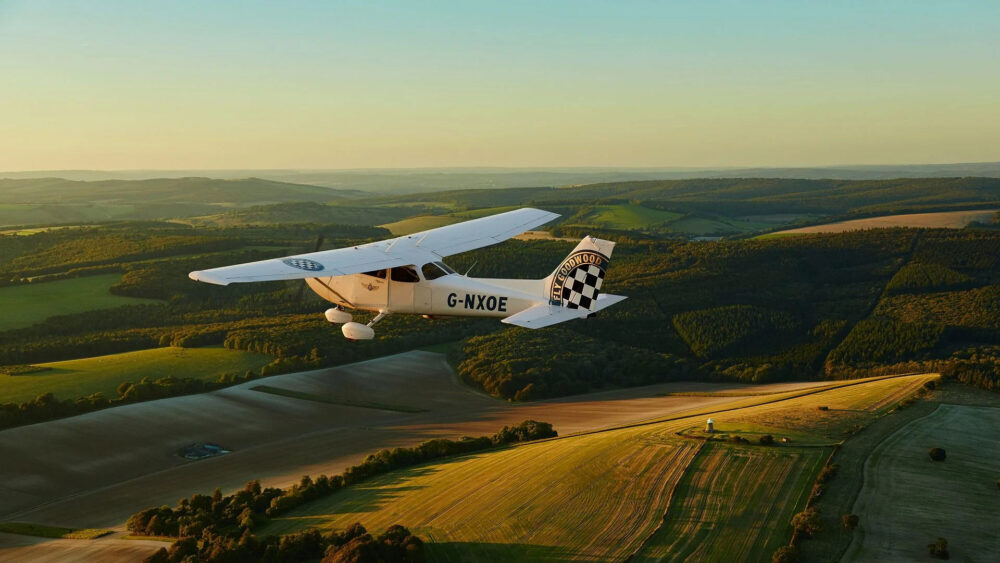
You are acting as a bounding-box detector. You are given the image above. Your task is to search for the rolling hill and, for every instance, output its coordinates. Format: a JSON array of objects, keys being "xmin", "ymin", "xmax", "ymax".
[
  {"xmin": 261, "ymin": 373, "xmax": 936, "ymax": 562},
  {"xmin": 0, "ymin": 177, "xmax": 362, "ymax": 227}
]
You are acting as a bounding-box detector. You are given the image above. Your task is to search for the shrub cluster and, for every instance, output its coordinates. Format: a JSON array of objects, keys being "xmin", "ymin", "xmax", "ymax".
[
  {"xmin": 143, "ymin": 522, "xmax": 423, "ymax": 563},
  {"xmin": 927, "ymin": 537, "xmax": 949, "ymax": 560}
]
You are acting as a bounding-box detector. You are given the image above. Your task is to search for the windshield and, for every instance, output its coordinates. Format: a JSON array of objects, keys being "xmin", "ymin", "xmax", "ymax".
[{"xmin": 421, "ymin": 262, "xmax": 450, "ymax": 280}]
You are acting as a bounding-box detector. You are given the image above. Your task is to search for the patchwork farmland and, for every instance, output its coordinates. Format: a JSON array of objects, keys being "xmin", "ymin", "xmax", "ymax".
[
  {"xmin": 260, "ymin": 370, "xmax": 938, "ymax": 562},
  {"xmin": 3, "ymin": 349, "xmax": 995, "ymax": 562}
]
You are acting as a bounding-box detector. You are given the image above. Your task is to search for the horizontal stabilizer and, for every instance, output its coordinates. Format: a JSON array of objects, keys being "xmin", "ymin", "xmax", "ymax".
[{"xmin": 502, "ymin": 294, "xmax": 627, "ymax": 329}]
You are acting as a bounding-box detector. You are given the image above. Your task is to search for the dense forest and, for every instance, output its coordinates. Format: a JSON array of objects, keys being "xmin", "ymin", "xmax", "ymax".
[
  {"xmin": 450, "ymin": 227, "xmax": 1000, "ymax": 398},
  {"xmin": 370, "ymin": 176, "xmax": 1000, "ymax": 217},
  {"xmin": 2, "ymin": 196, "xmax": 1000, "ymax": 416}
]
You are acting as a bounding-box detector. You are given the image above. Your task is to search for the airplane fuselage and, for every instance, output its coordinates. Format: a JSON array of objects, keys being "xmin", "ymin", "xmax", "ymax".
[{"xmin": 305, "ymin": 270, "xmax": 545, "ymax": 319}]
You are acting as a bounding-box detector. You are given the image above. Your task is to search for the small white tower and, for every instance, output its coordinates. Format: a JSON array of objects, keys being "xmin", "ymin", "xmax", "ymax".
[{"xmin": 706, "ymin": 418, "xmax": 714, "ymax": 433}]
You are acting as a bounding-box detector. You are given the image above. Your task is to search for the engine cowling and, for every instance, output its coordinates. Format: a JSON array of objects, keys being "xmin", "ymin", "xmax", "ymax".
[
  {"xmin": 341, "ymin": 322, "xmax": 374, "ymax": 341},
  {"xmin": 324, "ymin": 308, "xmax": 353, "ymax": 324}
]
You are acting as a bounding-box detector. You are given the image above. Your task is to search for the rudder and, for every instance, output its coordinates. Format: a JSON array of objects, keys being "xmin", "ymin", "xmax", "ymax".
[{"xmin": 546, "ymin": 236, "xmax": 615, "ymax": 310}]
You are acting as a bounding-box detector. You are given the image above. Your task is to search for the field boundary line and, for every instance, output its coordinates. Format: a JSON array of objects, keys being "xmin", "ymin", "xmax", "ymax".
[
  {"xmin": 544, "ymin": 372, "xmax": 939, "ymax": 445},
  {"xmin": 622, "ymin": 440, "xmax": 707, "ymax": 562}
]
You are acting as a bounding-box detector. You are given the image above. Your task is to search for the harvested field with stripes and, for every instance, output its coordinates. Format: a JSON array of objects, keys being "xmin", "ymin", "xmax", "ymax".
[
  {"xmin": 264, "ymin": 373, "xmax": 937, "ymax": 562},
  {"xmin": 267, "ymin": 432, "xmax": 701, "ymax": 561},
  {"xmin": 632, "ymin": 443, "xmax": 829, "ymax": 562}
]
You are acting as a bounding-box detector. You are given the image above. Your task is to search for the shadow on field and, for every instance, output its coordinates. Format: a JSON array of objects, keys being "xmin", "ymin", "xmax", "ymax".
[{"xmin": 429, "ymin": 542, "xmax": 581, "ymax": 562}]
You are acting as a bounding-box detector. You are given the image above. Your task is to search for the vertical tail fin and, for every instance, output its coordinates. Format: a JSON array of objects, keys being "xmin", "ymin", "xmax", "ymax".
[{"xmin": 546, "ymin": 236, "xmax": 615, "ymax": 311}]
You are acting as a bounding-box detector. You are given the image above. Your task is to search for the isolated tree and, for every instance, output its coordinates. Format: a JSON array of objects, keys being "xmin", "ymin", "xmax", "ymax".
[
  {"xmin": 928, "ymin": 447, "xmax": 947, "ymax": 461},
  {"xmin": 842, "ymin": 513, "xmax": 859, "ymax": 530},
  {"xmin": 791, "ymin": 506, "xmax": 822, "ymax": 537},
  {"xmin": 759, "ymin": 434, "xmax": 775, "ymax": 446},
  {"xmin": 927, "ymin": 537, "xmax": 949, "ymax": 559}
]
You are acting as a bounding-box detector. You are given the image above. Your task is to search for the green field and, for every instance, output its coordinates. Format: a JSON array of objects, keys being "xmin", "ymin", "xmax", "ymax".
[
  {"xmin": 0, "ymin": 274, "xmax": 161, "ymax": 331},
  {"xmin": 380, "ymin": 214, "xmax": 460, "ymax": 235},
  {"xmin": 844, "ymin": 403, "xmax": 1000, "ymax": 562},
  {"xmin": 262, "ymin": 373, "xmax": 934, "ymax": 562},
  {"xmin": 0, "ymin": 347, "xmax": 271, "ymax": 403},
  {"xmin": 667, "ymin": 215, "xmax": 774, "ymax": 235},
  {"xmin": 380, "ymin": 206, "xmax": 520, "ymax": 235},
  {"xmin": 575, "ymin": 204, "xmax": 683, "ymax": 229},
  {"xmin": 0, "ymin": 522, "xmax": 112, "ymax": 539}
]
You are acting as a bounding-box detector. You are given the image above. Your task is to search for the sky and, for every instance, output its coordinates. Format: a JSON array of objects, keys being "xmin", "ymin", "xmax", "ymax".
[{"xmin": 1, "ymin": 0, "xmax": 998, "ymax": 170}]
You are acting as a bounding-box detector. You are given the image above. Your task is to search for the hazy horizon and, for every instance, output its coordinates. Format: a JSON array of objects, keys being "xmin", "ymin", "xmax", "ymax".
[{"xmin": 2, "ymin": 1, "xmax": 998, "ymax": 170}]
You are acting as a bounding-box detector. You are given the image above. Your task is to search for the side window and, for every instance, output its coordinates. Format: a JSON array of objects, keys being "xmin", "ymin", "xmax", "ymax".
[
  {"xmin": 421, "ymin": 263, "xmax": 448, "ymax": 280},
  {"xmin": 390, "ymin": 266, "xmax": 420, "ymax": 283},
  {"xmin": 361, "ymin": 269, "xmax": 387, "ymax": 279}
]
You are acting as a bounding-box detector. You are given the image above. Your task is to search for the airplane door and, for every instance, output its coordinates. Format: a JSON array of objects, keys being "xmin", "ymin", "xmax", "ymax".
[
  {"xmin": 353, "ymin": 271, "xmax": 389, "ymax": 309},
  {"xmin": 414, "ymin": 285, "xmax": 432, "ymax": 313},
  {"xmin": 387, "ymin": 266, "xmax": 420, "ymax": 313}
]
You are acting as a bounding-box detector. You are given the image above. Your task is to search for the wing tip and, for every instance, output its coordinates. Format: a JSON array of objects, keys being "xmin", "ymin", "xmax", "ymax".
[{"xmin": 188, "ymin": 270, "xmax": 228, "ymax": 286}]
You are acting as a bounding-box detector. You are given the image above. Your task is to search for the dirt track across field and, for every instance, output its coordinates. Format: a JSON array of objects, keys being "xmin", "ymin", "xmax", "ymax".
[{"xmin": 0, "ymin": 351, "xmax": 835, "ymax": 561}]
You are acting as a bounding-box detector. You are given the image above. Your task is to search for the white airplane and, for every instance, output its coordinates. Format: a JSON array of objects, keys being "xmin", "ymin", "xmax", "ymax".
[{"xmin": 189, "ymin": 208, "xmax": 626, "ymax": 340}]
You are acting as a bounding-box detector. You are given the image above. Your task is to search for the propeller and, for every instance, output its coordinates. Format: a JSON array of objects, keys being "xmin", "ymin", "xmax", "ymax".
[{"xmin": 295, "ymin": 234, "xmax": 325, "ymax": 302}]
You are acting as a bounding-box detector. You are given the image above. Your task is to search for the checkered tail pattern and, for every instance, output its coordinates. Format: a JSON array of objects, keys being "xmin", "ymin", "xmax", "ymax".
[{"xmin": 561, "ymin": 263, "xmax": 605, "ymax": 310}]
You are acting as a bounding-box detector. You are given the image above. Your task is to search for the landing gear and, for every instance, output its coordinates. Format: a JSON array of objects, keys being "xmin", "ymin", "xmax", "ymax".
[
  {"xmin": 367, "ymin": 310, "xmax": 388, "ymax": 327},
  {"xmin": 324, "ymin": 307, "xmax": 353, "ymax": 324},
  {"xmin": 341, "ymin": 310, "xmax": 389, "ymax": 341}
]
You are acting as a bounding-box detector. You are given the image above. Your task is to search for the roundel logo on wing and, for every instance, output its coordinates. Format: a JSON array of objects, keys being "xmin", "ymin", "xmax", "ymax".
[
  {"xmin": 549, "ymin": 250, "xmax": 609, "ymax": 310},
  {"xmin": 282, "ymin": 258, "xmax": 325, "ymax": 272}
]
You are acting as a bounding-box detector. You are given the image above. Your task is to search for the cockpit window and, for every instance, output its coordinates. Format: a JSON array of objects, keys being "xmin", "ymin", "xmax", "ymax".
[
  {"xmin": 361, "ymin": 269, "xmax": 387, "ymax": 279},
  {"xmin": 421, "ymin": 262, "xmax": 450, "ymax": 281},
  {"xmin": 435, "ymin": 261, "xmax": 456, "ymax": 275},
  {"xmin": 390, "ymin": 265, "xmax": 420, "ymax": 283}
]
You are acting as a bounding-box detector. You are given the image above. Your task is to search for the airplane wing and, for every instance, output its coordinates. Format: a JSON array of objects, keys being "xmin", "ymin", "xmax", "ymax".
[
  {"xmin": 189, "ymin": 207, "xmax": 559, "ymax": 286},
  {"xmin": 501, "ymin": 294, "xmax": 628, "ymax": 329},
  {"xmin": 408, "ymin": 207, "xmax": 560, "ymax": 257}
]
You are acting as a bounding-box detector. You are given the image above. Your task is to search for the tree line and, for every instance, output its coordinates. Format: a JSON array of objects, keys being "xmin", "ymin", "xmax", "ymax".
[
  {"xmin": 128, "ymin": 421, "xmax": 556, "ymax": 561},
  {"xmin": 145, "ymin": 522, "xmax": 424, "ymax": 563}
]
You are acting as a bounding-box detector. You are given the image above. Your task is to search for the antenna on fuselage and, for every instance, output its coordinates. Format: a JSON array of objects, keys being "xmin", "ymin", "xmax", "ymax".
[{"xmin": 464, "ymin": 260, "xmax": 477, "ymax": 277}]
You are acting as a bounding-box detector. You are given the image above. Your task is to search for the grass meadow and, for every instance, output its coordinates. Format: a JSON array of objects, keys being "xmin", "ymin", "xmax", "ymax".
[
  {"xmin": 844, "ymin": 403, "xmax": 1000, "ymax": 562},
  {"xmin": 0, "ymin": 346, "xmax": 271, "ymax": 403},
  {"xmin": 575, "ymin": 204, "xmax": 682, "ymax": 230},
  {"xmin": 0, "ymin": 522, "xmax": 111, "ymax": 539},
  {"xmin": 0, "ymin": 273, "xmax": 160, "ymax": 331},
  {"xmin": 380, "ymin": 206, "xmax": 520, "ymax": 235}
]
